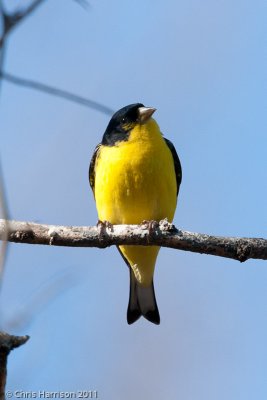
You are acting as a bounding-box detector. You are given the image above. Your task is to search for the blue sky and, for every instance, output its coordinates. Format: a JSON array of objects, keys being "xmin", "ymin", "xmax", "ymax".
[{"xmin": 0, "ymin": 0, "xmax": 267, "ymax": 399}]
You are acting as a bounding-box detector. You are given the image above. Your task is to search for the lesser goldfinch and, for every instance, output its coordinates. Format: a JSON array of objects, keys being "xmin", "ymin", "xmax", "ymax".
[{"xmin": 89, "ymin": 103, "xmax": 182, "ymax": 324}]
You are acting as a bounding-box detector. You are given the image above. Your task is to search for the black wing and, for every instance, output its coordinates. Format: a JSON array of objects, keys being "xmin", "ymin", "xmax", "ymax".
[
  {"xmin": 89, "ymin": 143, "xmax": 101, "ymax": 196},
  {"xmin": 164, "ymin": 138, "xmax": 182, "ymax": 196}
]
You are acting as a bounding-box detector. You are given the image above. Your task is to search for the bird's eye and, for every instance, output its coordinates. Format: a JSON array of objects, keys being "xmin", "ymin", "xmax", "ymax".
[{"xmin": 121, "ymin": 118, "xmax": 126, "ymax": 123}]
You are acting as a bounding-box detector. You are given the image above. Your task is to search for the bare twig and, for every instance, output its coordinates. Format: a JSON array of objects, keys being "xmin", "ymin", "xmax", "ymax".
[
  {"xmin": 0, "ymin": 164, "xmax": 8, "ymax": 283},
  {"xmin": 1, "ymin": 1, "xmax": 112, "ymax": 117},
  {"xmin": 72, "ymin": 0, "xmax": 90, "ymax": 10},
  {"xmin": 0, "ymin": 0, "xmax": 113, "ymax": 115},
  {"xmin": 0, "ymin": 0, "xmax": 46, "ymax": 39},
  {"xmin": 0, "ymin": 2, "xmax": 6, "ymax": 92},
  {"xmin": 0, "ymin": 0, "xmax": 4, "ymax": 45},
  {"xmin": 0, "ymin": 219, "xmax": 266, "ymax": 262},
  {"xmin": 0, "ymin": 43, "xmax": 5, "ymax": 98},
  {"xmin": 0, "ymin": 0, "xmax": 46, "ymax": 94},
  {"xmin": 0, "ymin": 72, "xmax": 114, "ymax": 115},
  {"xmin": 0, "ymin": 0, "xmax": 88, "ymax": 45},
  {"xmin": 0, "ymin": 332, "xmax": 29, "ymax": 399}
]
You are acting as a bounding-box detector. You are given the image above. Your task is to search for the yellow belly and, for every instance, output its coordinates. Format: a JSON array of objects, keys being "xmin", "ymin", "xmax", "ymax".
[{"xmin": 94, "ymin": 120, "xmax": 177, "ymax": 285}]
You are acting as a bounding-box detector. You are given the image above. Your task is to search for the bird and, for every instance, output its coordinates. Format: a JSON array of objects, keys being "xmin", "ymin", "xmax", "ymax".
[{"xmin": 89, "ymin": 103, "xmax": 182, "ymax": 325}]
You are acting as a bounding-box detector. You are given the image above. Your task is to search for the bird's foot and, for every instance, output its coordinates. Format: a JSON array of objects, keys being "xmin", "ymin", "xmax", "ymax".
[
  {"xmin": 140, "ymin": 220, "xmax": 159, "ymax": 243},
  {"xmin": 97, "ymin": 220, "xmax": 114, "ymax": 239}
]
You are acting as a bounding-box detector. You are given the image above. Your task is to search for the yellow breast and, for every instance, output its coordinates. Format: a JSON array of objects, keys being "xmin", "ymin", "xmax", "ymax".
[{"xmin": 94, "ymin": 118, "xmax": 177, "ymax": 225}]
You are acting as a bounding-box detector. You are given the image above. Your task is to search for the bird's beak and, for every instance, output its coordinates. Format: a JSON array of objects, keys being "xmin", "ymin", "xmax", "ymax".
[{"xmin": 137, "ymin": 107, "xmax": 156, "ymax": 124}]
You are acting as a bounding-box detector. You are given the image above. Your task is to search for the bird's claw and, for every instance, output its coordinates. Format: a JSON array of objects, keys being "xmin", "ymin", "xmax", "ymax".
[
  {"xmin": 141, "ymin": 219, "xmax": 159, "ymax": 233},
  {"xmin": 97, "ymin": 220, "xmax": 114, "ymax": 239},
  {"xmin": 140, "ymin": 220, "xmax": 159, "ymax": 242}
]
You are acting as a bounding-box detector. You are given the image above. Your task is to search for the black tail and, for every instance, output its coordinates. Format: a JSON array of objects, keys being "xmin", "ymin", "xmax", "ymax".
[{"xmin": 127, "ymin": 270, "xmax": 160, "ymax": 325}]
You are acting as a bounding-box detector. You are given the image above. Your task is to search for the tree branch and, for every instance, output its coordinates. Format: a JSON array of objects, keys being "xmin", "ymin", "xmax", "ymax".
[
  {"xmin": 0, "ymin": 332, "xmax": 29, "ymax": 400},
  {"xmin": 0, "ymin": 0, "xmax": 46, "ymax": 41},
  {"xmin": 0, "ymin": 163, "xmax": 9, "ymax": 281},
  {"xmin": 0, "ymin": 72, "xmax": 114, "ymax": 115},
  {"xmin": 0, "ymin": 219, "xmax": 266, "ymax": 262},
  {"xmin": 1, "ymin": 1, "xmax": 112, "ymax": 117},
  {"xmin": 72, "ymin": 0, "xmax": 90, "ymax": 10},
  {"xmin": 4, "ymin": 0, "xmax": 46, "ymax": 34},
  {"xmin": 0, "ymin": 0, "xmax": 46, "ymax": 91},
  {"xmin": 0, "ymin": 0, "xmax": 88, "ymax": 47}
]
